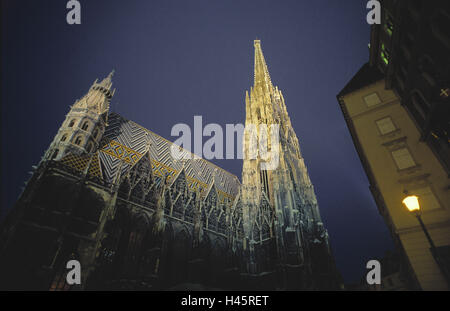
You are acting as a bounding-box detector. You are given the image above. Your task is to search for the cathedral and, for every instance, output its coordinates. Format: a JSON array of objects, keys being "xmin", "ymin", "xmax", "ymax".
[{"xmin": 0, "ymin": 41, "xmax": 340, "ymax": 290}]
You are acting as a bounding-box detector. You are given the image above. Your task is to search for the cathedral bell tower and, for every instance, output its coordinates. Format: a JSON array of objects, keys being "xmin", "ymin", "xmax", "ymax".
[
  {"xmin": 43, "ymin": 71, "xmax": 116, "ymax": 161},
  {"xmin": 242, "ymin": 40, "xmax": 331, "ymax": 287}
]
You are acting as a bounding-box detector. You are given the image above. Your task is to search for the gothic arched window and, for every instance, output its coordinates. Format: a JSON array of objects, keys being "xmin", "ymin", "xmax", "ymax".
[
  {"xmin": 61, "ymin": 134, "xmax": 67, "ymax": 142},
  {"xmin": 81, "ymin": 121, "xmax": 89, "ymax": 131},
  {"xmin": 68, "ymin": 119, "xmax": 76, "ymax": 128},
  {"xmin": 52, "ymin": 149, "xmax": 59, "ymax": 159},
  {"xmin": 74, "ymin": 136, "xmax": 83, "ymax": 146}
]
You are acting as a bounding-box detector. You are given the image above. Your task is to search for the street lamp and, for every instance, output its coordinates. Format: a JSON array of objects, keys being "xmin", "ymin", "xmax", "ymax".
[
  {"xmin": 402, "ymin": 194, "xmax": 450, "ymax": 286},
  {"xmin": 402, "ymin": 195, "xmax": 437, "ymax": 250},
  {"xmin": 402, "ymin": 195, "xmax": 420, "ymax": 212}
]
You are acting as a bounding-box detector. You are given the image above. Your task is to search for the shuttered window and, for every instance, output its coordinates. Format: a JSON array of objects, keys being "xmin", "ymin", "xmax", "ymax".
[
  {"xmin": 376, "ymin": 117, "xmax": 396, "ymax": 135},
  {"xmin": 364, "ymin": 93, "xmax": 381, "ymax": 107},
  {"xmin": 391, "ymin": 148, "xmax": 416, "ymax": 169}
]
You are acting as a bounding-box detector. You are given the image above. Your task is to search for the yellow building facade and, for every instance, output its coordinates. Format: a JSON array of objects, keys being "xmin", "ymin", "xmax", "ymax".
[{"xmin": 338, "ymin": 67, "xmax": 450, "ymax": 290}]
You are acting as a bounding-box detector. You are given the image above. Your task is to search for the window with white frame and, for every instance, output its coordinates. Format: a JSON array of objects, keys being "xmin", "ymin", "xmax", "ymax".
[
  {"xmin": 376, "ymin": 117, "xmax": 396, "ymax": 135},
  {"xmin": 391, "ymin": 148, "xmax": 416, "ymax": 170}
]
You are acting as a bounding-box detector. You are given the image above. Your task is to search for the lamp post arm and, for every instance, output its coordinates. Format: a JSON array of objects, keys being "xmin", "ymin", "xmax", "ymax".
[{"xmin": 415, "ymin": 214, "xmax": 437, "ymax": 250}]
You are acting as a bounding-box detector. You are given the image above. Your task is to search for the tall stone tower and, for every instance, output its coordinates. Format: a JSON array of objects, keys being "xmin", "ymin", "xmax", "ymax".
[
  {"xmin": 0, "ymin": 71, "xmax": 119, "ymax": 290},
  {"xmin": 242, "ymin": 40, "xmax": 336, "ymax": 289},
  {"xmin": 43, "ymin": 71, "xmax": 115, "ymax": 161}
]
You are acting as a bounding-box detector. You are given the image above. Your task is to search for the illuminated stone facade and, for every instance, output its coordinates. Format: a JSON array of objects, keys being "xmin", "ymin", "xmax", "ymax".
[
  {"xmin": 241, "ymin": 40, "xmax": 337, "ymax": 288},
  {"xmin": 0, "ymin": 41, "xmax": 339, "ymax": 290}
]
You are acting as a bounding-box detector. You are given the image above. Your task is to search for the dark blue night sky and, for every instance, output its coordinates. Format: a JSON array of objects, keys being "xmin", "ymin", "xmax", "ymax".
[{"xmin": 1, "ymin": 0, "xmax": 394, "ymax": 283}]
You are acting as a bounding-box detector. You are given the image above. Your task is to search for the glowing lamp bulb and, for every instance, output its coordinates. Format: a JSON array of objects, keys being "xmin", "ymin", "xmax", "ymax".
[{"xmin": 402, "ymin": 195, "xmax": 420, "ymax": 212}]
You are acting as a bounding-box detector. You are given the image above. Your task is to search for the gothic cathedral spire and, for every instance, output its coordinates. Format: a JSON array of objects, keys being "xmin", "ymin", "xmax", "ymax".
[
  {"xmin": 242, "ymin": 41, "xmax": 331, "ymax": 286},
  {"xmin": 253, "ymin": 40, "xmax": 273, "ymax": 91}
]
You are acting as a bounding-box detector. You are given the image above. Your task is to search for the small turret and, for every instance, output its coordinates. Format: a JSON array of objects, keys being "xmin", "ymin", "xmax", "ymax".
[{"xmin": 43, "ymin": 70, "xmax": 116, "ymax": 161}]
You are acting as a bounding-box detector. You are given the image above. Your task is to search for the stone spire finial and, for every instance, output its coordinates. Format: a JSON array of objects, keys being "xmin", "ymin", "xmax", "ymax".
[
  {"xmin": 98, "ymin": 69, "xmax": 115, "ymax": 90},
  {"xmin": 253, "ymin": 40, "xmax": 273, "ymax": 89}
]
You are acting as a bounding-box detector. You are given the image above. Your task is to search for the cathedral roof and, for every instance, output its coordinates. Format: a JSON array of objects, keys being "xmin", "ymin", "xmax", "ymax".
[
  {"xmin": 97, "ymin": 113, "xmax": 240, "ymax": 200},
  {"xmin": 60, "ymin": 152, "xmax": 102, "ymax": 178}
]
